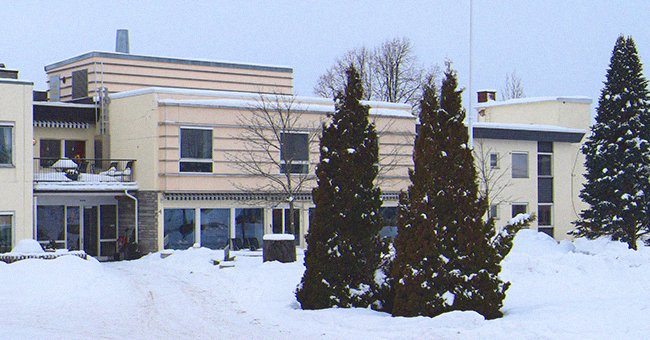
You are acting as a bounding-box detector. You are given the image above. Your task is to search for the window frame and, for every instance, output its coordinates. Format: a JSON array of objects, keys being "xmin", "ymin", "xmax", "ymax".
[
  {"xmin": 537, "ymin": 153, "xmax": 552, "ymax": 177},
  {"xmin": 511, "ymin": 152, "xmax": 529, "ymax": 178},
  {"xmin": 511, "ymin": 203, "xmax": 528, "ymax": 218},
  {"xmin": 489, "ymin": 152, "xmax": 499, "ymax": 169},
  {"xmin": 0, "ymin": 212, "xmax": 13, "ymax": 253},
  {"xmin": 179, "ymin": 126, "xmax": 213, "ymax": 173},
  {"xmin": 0, "ymin": 123, "xmax": 14, "ymax": 167},
  {"xmin": 279, "ymin": 131, "xmax": 309, "ymax": 174},
  {"xmin": 538, "ymin": 204, "xmax": 553, "ymax": 226}
]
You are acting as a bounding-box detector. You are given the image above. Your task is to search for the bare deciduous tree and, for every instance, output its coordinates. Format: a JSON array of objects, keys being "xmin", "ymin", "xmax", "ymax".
[
  {"xmin": 228, "ymin": 95, "xmax": 320, "ymax": 235},
  {"xmin": 501, "ymin": 71, "xmax": 525, "ymax": 100},
  {"xmin": 473, "ymin": 141, "xmax": 511, "ymax": 213},
  {"xmin": 315, "ymin": 37, "xmax": 433, "ymax": 110}
]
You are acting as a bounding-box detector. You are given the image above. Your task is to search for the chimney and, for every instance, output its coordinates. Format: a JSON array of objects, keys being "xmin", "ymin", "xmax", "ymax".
[
  {"xmin": 477, "ymin": 90, "xmax": 496, "ymax": 103},
  {"xmin": 116, "ymin": 29, "xmax": 130, "ymax": 53}
]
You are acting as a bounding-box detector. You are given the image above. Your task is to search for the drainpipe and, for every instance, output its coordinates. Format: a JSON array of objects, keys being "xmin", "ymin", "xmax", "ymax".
[{"xmin": 124, "ymin": 190, "xmax": 138, "ymax": 243}]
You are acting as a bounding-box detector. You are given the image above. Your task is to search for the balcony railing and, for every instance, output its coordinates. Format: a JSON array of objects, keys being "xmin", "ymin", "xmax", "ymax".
[{"xmin": 34, "ymin": 158, "xmax": 135, "ymax": 183}]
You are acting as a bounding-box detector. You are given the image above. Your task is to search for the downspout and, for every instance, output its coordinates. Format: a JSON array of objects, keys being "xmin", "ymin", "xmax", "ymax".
[{"xmin": 124, "ymin": 190, "xmax": 138, "ymax": 243}]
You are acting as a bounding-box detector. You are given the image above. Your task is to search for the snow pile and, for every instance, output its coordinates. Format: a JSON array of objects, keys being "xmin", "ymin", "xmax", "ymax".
[{"xmin": 1, "ymin": 232, "xmax": 650, "ymax": 338}]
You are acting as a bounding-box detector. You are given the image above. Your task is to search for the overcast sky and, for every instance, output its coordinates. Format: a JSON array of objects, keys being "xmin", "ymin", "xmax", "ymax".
[{"xmin": 2, "ymin": 1, "xmax": 649, "ymax": 110}]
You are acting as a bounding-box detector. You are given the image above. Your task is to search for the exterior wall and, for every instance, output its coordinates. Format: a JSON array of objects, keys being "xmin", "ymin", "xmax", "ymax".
[
  {"xmin": 45, "ymin": 52, "xmax": 294, "ymax": 101},
  {"xmin": 136, "ymin": 191, "xmax": 160, "ymax": 254},
  {"xmin": 0, "ymin": 80, "xmax": 34, "ymax": 247},
  {"xmin": 476, "ymin": 98, "xmax": 592, "ymax": 129},
  {"xmin": 33, "ymin": 126, "xmax": 96, "ymax": 158}
]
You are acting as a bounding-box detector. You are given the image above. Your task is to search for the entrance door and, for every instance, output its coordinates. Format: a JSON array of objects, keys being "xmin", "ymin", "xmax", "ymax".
[{"xmin": 83, "ymin": 206, "xmax": 98, "ymax": 256}]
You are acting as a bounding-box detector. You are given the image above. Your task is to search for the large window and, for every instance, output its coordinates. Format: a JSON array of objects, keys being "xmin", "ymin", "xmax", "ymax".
[
  {"xmin": 0, "ymin": 125, "xmax": 12, "ymax": 165},
  {"xmin": 512, "ymin": 152, "xmax": 529, "ymax": 178},
  {"xmin": 40, "ymin": 139, "xmax": 61, "ymax": 167},
  {"xmin": 37, "ymin": 206, "xmax": 65, "ymax": 248},
  {"xmin": 201, "ymin": 209, "xmax": 230, "ymax": 249},
  {"xmin": 180, "ymin": 128, "xmax": 213, "ymax": 173},
  {"xmin": 0, "ymin": 214, "xmax": 12, "ymax": 253},
  {"xmin": 280, "ymin": 132, "xmax": 309, "ymax": 174},
  {"xmin": 234, "ymin": 208, "xmax": 263, "ymax": 249},
  {"xmin": 164, "ymin": 209, "xmax": 196, "ymax": 249}
]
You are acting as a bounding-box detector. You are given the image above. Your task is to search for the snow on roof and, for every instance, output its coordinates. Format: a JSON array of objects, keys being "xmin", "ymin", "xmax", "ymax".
[
  {"xmin": 475, "ymin": 96, "xmax": 592, "ymax": 109},
  {"xmin": 472, "ymin": 121, "xmax": 586, "ymax": 134},
  {"xmin": 113, "ymin": 87, "xmax": 414, "ymax": 118},
  {"xmin": 34, "ymin": 181, "xmax": 138, "ymax": 192}
]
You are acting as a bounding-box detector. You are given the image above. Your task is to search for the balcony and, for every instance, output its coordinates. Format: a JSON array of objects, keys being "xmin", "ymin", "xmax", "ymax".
[{"xmin": 34, "ymin": 158, "xmax": 136, "ymax": 183}]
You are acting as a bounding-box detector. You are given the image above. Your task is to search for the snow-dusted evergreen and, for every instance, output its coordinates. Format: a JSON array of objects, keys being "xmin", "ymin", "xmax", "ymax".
[
  {"xmin": 296, "ymin": 66, "xmax": 383, "ymax": 309},
  {"xmin": 574, "ymin": 35, "xmax": 650, "ymax": 250},
  {"xmin": 390, "ymin": 65, "xmax": 516, "ymax": 319}
]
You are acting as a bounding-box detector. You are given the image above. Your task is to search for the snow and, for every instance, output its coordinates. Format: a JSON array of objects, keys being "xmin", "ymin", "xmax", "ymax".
[
  {"xmin": 472, "ymin": 121, "xmax": 586, "ymax": 134},
  {"xmin": 11, "ymin": 239, "xmax": 44, "ymax": 254},
  {"xmin": 263, "ymin": 233, "xmax": 295, "ymax": 241},
  {"xmin": 3, "ymin": 231, "xmax": 650, "ymax": 338},
  {"xmin": 474, "ymin": 96, "xmax": 592, "ymax": 109}
]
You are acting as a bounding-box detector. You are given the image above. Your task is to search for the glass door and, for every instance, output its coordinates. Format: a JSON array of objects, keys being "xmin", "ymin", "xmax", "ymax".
[{"xmin": 83, "ymin": 206, "xmax": 98, "ymax": 257}]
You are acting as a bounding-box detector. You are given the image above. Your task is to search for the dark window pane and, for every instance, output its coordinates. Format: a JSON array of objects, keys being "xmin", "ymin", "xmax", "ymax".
[
  {"xmin": 512, "ymin": 204, "xmax": 527, "ymax": 218},
  {"xmin": 281, "ymin": 133, "xmax": 309, "ymax": 161},
  {"xmin": 40, "ymin": 139, "xmax": 61, "ymax": 167},
  {"xmin": 65, "ymin": 140, "xmax": 86, "ymax": 160},
  {"xmin": 538, "ymin": 141, "xmax": 553, "ymax": 153},
  {"xmin": 234, "ymin": 208, "xmax": 264, "ymax": 249},
  {"xmin": 490, "ymin": 153, "xmax": 499, "ymax": 168},
  {"xmin": 164, "ymin": 209, "xmax": 195, "ymax": 249},
  {"xmin": 180, "ymin": 161, "xmax": 212, "ymax": 173},
  {"xmin": 538, "ymin": 227, "xmax": 554, "ymax": 237},
  {"xmin": 100, "ymin": 241, "xmax": 116, "ymax": 257},
  {"xmin": 0, "ymin": 126, "xmax": 12, "ymax": 165},
  {"xmin": 37, "ymin": 206, "xmax": 65, "ymax": 242},
  {"xmin": 280, "ymin": 163, "xmax": 308, "ymax": 174},
  {"xmin": 538, "ymin": 154, "xmax": 552, "ymax": 177},
  {"xmin": 272, "ymin": 209, "xmax": 283, "ymax": 234},
  {"xmin": 100, "ymin": 205, "xmax": 117, "ymax": 239},
  {"xmin": 66, "ymin": 206, "xmax": 80, "ymax": 250},
  {"xmin": 72, "ymin": 69, "xmax": 88, "ymax": 99},
  {"xmin": 0, "ymin": 215, "xmax": 12, "ymax": 253},
  {"xmin": 180, "ymin": 128, "xmax": 212, "ymax": 159},
  {"xmin": 538, "ymin": 205, "xmax": 552, "ymax": 226},
  {"xmin": 200, "ymin": 208, "xmax": 230, "ymax": 249},
  {"xmin": 512, "ymin": 153, "xmax": 528, "ymax": 178},
  {"xmin": 538, "ymin": 177, "xmax": 553, "ymax": 203}
]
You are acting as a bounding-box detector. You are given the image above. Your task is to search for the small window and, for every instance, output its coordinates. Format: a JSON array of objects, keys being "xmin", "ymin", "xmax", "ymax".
[
  {"xmin": 40, "ymin": 139, "xmax": 61, "ymax": 167},
  {"xmin": 512, "ymin": 152, "xmax": 528, "ymax": 178},
  {"xmin": 280, "ymin": 132, "xmax": 309, "ymax": 174},
  {"xmin": 0, "ymin": 126, "xmax": 12, "ymax": 165},
  {"xmin": 538, "ymin": 154, "xmax": 552, "ymax": 177},
  {"xmin": 538, "ymin": 204, "xmax": 552, "ymax": 226},
  {"xmin": 489, "ymin": 153, "xmax": 499, "ymax": 169},
  {"xmin": 537, "ymin": 141, "xmax": 553, "ymax": 153},
  {"xmin": 489, "ymin": 204, "xmax": 499, "ymax": 219},
  {"xmin": 72, "ymin": 69, "xmax": 88, "ymax": 99},
  {"xmin": 512, "ymin": 203, "xmax": 527, "ymax": 218},
  {"xmin": 0, "ymin": 213, "xmax": 12, "ymax": 253},
  {"xmin": 65, "ymin": 140, "xmax": 86, "ymax": 160},
  {"xmin": 180, "ymin": 128, "xmax": 213, "ymax": 173}
]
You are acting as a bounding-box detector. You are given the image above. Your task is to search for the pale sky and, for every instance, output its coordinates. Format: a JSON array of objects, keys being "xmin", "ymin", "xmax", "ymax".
[{"xmin": 2, "ymin": 0, "xmax": 649, "ymax": 110}]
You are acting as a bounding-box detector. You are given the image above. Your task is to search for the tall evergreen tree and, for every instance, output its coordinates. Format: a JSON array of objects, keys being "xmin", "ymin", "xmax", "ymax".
[
  {"xmin": 296, "ymin": 65, "xmax": 383, "ymax": 309},
  {"xmin": 574, "ymin": 35, "xmax": 650, "ymax": 250},
  {"xmin": 391, "ymin": 64, "xmax": 512, "ymax": 319}
]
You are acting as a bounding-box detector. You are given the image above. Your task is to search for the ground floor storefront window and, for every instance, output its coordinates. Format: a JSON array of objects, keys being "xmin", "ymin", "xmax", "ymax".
[
  {"xmin": 200, "ymin": 209, "xmax": 230, "ymax": 249},
  {"xmin": 235, "ymin": 208, "xmax": 263, "ymax": 250},
  {"xmin": 164, "ymin": 209, "xmax": 195, "ymax": 250}
]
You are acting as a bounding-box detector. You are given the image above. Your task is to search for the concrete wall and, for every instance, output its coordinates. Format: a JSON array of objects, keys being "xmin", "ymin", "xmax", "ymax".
[
  {"xmin": 476, "ymin": 97, "xmax": 592, "ymax": 129},
  {"xmin": 0, "ymin": 80, "xmax": 34, "ymax": 246}
]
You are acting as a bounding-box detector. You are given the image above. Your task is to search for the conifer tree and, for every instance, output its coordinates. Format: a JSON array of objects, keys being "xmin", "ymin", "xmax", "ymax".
[
  {"xmin": 391, "ymin": 64, "xmax": 512, "ymax": 319},
  {"xmin": 574, "ymin": 35, "xmax": 650, "ymax": 250},
  {"xmin": 296, "ymin": 65, "xmax": 383, "ymax": 309}
]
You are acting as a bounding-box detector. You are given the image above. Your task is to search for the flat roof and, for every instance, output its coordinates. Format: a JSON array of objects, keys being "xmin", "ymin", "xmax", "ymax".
[
  {"xmin": 45, "ymin": 51, "xmax": 293, "ymax": 74},
  {"xmin": 475, "ymin": 96, "xmax": 592, "ymax": 109},
  {"xmin": 472, "ymin": 122, "xmax": 586, "ymax": 143}
]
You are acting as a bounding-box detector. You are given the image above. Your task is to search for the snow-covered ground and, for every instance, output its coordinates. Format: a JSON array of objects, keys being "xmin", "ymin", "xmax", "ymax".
[{"xmin": 2, "ymin": 230, "xmax": 649, "ymax": 339}]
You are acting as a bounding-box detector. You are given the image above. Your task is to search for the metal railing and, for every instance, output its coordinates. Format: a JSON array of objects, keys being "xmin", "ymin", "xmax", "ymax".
[{"xmin": 34, "ymin": 158, "xmax": 136, "ymax": 183}]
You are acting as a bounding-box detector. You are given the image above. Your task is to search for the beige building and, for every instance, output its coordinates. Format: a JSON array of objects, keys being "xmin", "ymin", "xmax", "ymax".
[
  {"xmin": 0, "ymin": 73, "xmax": 34, "ymax": 252},
  {"xmin": 108, "ymin": 87, "xmax": 414, "ymax": 252},
  {"xmin": 473, "ymin": 91, "xmax": 592, "ymax": 239}
]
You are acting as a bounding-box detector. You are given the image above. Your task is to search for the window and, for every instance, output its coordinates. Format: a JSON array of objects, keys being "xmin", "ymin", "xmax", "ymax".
[
  {"xmin": 489, "ymin": 152, "xmax": 499, "ymax": 169},
  {"xmin": 538, "ymin": 178, "xmax": 553, "ymax": 203},
  {"xmin": 0, "ymin": 125, "xmax": 12, "ymax": 165},
  {"xmin": 538, "ymin": 154, "xmax": 552, "ymax": 177},
  {"xmin": 0, "ymin": 214, "xmax": 12, "ymax": 253},
  {"xmin": 40, "ymin": 139, "xmax": 61, "ymax": 167},
  {"xmin": 64, "ymin": 140, "xmax": 86, "ymax": 160},
  {"xmin": 379, "ymin": 207, "xmax": 398, "ymax": 240},
  {"xmin": 72, "ymin": 69, "xmax": 88, "ymax": 99},
  {"xmin": 164, "ymin": 209, "xmax": 196, "ymax": 249},
  {"xmin": 512, "ymin": 152, "xmax": 528, "ymax": 178},
  {"xmin": 234, "ymin": 208, "xmax": 264, "ymax": 249},
  {"xmin": 37, "ymin": 206, "xmax": 65, "ymax": 248},
  {"xmin": 489, "ymin": 204, "xmax": 499, "ymax": 219},
  {"xmin": 180, "ymin": 128, "xmax": 213, "ymax": 173},
  {"xmin": 280, "ymin": 132, "xmax": 309, "ymax": 174},
  {"xmin": 538, "ymin": 204, "xmax": 552, "ymax": 226},
  {"xmin": 200, "ymin": 209, "xmax": 230, "ymax": 249},
  {"xmin": 512, "ymin": 203, "xmax": 527, "ymax": 218}
]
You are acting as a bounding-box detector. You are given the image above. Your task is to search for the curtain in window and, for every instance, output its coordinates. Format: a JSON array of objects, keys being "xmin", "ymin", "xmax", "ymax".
[{"xmin": 181, "ymin": 129, "xmax": 212, "ymax": 159}]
